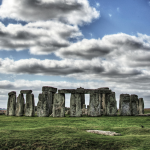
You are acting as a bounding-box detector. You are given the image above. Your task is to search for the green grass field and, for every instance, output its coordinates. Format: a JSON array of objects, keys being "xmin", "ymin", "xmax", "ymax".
[{"xmin": 0, "ymin": 110, "xmax": 150, "ymax": 150}]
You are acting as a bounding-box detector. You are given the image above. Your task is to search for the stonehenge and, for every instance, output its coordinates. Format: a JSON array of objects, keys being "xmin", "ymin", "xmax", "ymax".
[
  {"xmin": 6, "ymin": 91, "xmax": 16, "ymax": 116},
  {"xmin": 119, "ymin": 94, "xmax": 131, "ymax": 116},
  {"xmin": 5, "ymin": 86, "xmax": 145, "ymax": 117},
  {"xmin": 53, "ymin": 93, "xmax": 65, "ymax": 117},
  {"xmin": 37, "ymin": 86, "xmax": 57, "ymax": 117}
]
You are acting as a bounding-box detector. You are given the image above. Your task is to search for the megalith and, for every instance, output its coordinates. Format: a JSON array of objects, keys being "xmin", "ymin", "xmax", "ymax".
[
  {"xmin": 37, "ymin": 86, "xmax": 57, "ymax": 117},
  {"xmin": 88, "ymin": 93, "xmax": 101, "ymax": 116},
  {"xmin": 105, "ymin": 92, "xmax": 117, "ymax": 116},
  {"xmin": 6, "ymin": 91, "xmax": 16, "ymax": 116},
  {"xmin": 16, "ymin": 93, "xmax": 25, "ymax": 116},
  {"xmin": 70, "ymin": 93, "xmax": 82, "ymax": 117},
  {"xmin": 53, "ymin": 93, "xmax": 65, "ymax": 117},
  {"xmin": 130, "ymin": 94, "xmax": 139, "ymax": 115},
  {"xmin": 119, "ymin": 94, "xmax": 131, "ymax": 116},
  {"xmin": 138, "ymin": 98, "xmax": 144, "ymax": 114},
  {"xmin": 25, "ymin": 94, "xmax": 35, "ymax": 117}
]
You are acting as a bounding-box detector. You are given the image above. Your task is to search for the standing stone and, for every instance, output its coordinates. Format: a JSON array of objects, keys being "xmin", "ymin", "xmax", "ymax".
[
  {"xmin": 105, "ymin": 92, "xmax": 117, "ymax": 116},
  {"xmin": 6, "ymin": 91, "xmax": 16, "ymax": 116},
  {"xmin": 102, "ymin": 93, "xmax": 106, "ymax": 115},
  {"xmin": 25, "ymin": 94, "xmax": 35, "ymax": 117},
  {"xmin": 130, "ymin": 94, "xmax": 138, "ymax": 115},
  {"xmin": 37, "ymin": 93, "xmax": 50, "ymax": 117},
  {"xmin": 139, "ymin": 98, "xmax": 144, "ymax": 114},
  {"xmin": 89, "ymin": 93, "xmax": 101, "ymax": 116},
  {"xmin": 16, "ymin": 93, "xmax": 25, "ymax": 116},
  {"xmin": 87, "ymin": 105, "xmax": 90, "ymax": 116},
  {"xmin": 82, "ymin": 104, "xmax": 86, "ymax": 115},
  {"xmin": 119, "ymin": 94, "xmax": 131, "ymax": 116},
  {"xmin": 70, "ymin": 93, "xmax": 82, "ymax": 117},
  {"xmin": 53, "ymin": 93, "xmax": 65, "ymax": 117}
]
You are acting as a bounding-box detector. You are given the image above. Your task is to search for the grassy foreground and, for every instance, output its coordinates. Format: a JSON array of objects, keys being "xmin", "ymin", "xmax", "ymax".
[{"xmin": 0, "ymin": 111, "xmax": 150, "ymax": 150}]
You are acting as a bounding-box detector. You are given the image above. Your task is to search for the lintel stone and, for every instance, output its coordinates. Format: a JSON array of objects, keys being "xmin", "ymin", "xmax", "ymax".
[
  {"xmin": 42, "ymin": 86, "xmax": 57, "ymax": 93},
  {"xmin": 20, "ymin": 90, "xmax": 32, "ymax": 94}
]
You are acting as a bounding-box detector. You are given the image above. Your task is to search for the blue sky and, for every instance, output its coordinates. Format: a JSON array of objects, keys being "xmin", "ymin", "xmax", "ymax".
[{"xmin": 0, "ymin": 0, "xmax": 150, "ymax": 109}]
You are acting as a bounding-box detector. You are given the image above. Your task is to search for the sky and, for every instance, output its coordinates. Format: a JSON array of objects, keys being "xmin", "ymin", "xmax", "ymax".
[{"xmin": 0, "ymin": 0, "xmax": 150, "ymax": 109}]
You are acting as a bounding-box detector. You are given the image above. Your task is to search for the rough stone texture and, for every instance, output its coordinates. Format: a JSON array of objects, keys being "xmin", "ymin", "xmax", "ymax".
[
  {"xmin": 16, "ymin": 93, "xmax": 25, "ymax": 116},
  {"xmin": 53, "ymin": 93, "xmax": 65, "ymax": 117},
  {"xmin": 88, "ymin": 93, "xmax": 101, "ymax": 116},
  {"xmin": 130, "ymin": 94, "xmax": 139, "ymax": 116},
  {"xmin": 6, "ymin": 92, "xmax": 16, "ymax": 116},
  {"xmin": 139, "ymin": 98, "xmax": 144, "ymax": 114},
  {"xmin": 119, "ymin": 94, "xmax": 131, "ymax": 116},
  {"xmin": 82, "ymin": 104, "xmax": 86, "ymax": 115},
  {"xmin": 98, "ymin": 87, "xmax": 109, "ymax": 89},
  {"xmin": 86, "ymin": 130, "xmax": 121, "ymax": 136},
  {"xmin": 20, "ymin": 90, "xmax": 32, "ymax": 94},
  {"xmin": 25, "ymin": 94, "xmax": 35, "ymax": 117},
  {"xmin": 70, "ymin": 94, "xmax": 82, "ymax": 117},
  {"xmin": 105, "ymin": 92, "xmax": 117, "ymax": 116},
  {"xmin": 37, "ymin": 93, "xmax": 50, "ymax": 117},
  {"xmin": 102, "ymin": 93, "xmax": 106, "ymax": 115},
  {"xmin": 8, "ymin": 91, "xmax": 16, "ymax": 96},
  {"xmin": 42, "ymin": 86, "xmax": 57, "ymax": 93},
  {"xmin": 66, "ymin": 110, "xmax": 70, "ymax": 115}
]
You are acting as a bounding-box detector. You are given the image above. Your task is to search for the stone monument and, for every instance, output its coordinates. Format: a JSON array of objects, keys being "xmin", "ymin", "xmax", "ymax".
[
  {"xmin": 138, "ymin": 98, "xmax": 144, "ymax": 114},
  {"xmin": 6, "ymin": 91, "xmax": 16, "ymax": 116},
  {"xmin": 16, "ymin": 93, "xmax": 25, "ymax": 116},
  {"xmin": 119, "ymin": 94, "xmax": 131, "ymax": 116},
  {"xmin": 130, "ymin": 94, "xmax": 139, "ymax": 115},
  {"xmin": 53, "ymin": 93, "xmax": 65, "ymax": 117}
]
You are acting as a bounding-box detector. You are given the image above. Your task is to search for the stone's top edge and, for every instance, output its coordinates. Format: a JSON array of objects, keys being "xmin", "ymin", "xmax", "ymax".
[
  {"xmin": 120, "ymin": 94, "xmax": 130, "ymax": 95},
  {"xmin": 20, "ymin": 90, "xmax": 32, "ymax": 92},
  {"xmin": 42, "ymin": 86, "xmax": 57, "ymax": 88},
  {"xmin": 139, "ymin": 98, "xmax": 143, "ymax": 99},
  {"xmin": 131, "ymin": 94, "xmax": 137, "ymax": 96},
  {"xmin": 8, "ymin": 91, "xmax": 16, "ymax": 95},
  {"xmin": 98, "ymin": 87, "xmax": 109, "ymax": 89}
]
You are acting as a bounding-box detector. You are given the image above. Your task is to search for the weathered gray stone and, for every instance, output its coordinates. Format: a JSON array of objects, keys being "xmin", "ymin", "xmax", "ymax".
[
  {"xmin": 37, "ymin": 91, "xmax": 53, "ymax": 117},
  {"xmin": 105, "ymin": 92, "xmax": 117, "ymax": 116},
  {"xmin": 88, "ymin": 93, "xmax": 101, "ymax": 116},
  {"xmin": 53, "ymin": 93, "xmax": 65, "ymax": 117},
  {"xmin": 139, "ymin": 98, "xmax": 144, "ymax": 114},
  {"xmin": 20, "ymin": 90, "xmax": 32, "ymax": 94},
  {"xmin": 42, "ymin": 86, "xmax": 57, "ymax": 93},
  {"xmin": 6, "ymin": 92, "xmax": 16, "ymax": 116},
  {"xmin": 81, "ymin": 94, "xmax": 85, "ymax": 109},
  {"xmin": 66, "ymin": 110, "xmax": 70, "ymax": 115},
  {"xmin": 70, "ymin": 93, "xmax": 82, "ymax": 117},
  {"xmin": 119, "ymin": 94, "xmax": 131, "ymax": 116},
  {"xmin": 8, "ymin": 91, "xmax": 16, "ymax": 96},
  {"xmin": 130, "ymin": 94, "xmax": 138, "ymax": 115},
  {"xmin": 82, "ymin": 104, "xmax": 86, "ymax": 115},
  {"xmin": 16, "ymin": 93, "xmax": 25, "ymax": 116},
  {"xmin": 25, "ymin": 94, "xmax": 35, "ymax": 117},
  {"xmin": 102, "ymin": 93, "xmax": 106, "ymax": 115},
  {"xmin": 98, "ymin": 87, "xmax": 109, "ymax": 89}
]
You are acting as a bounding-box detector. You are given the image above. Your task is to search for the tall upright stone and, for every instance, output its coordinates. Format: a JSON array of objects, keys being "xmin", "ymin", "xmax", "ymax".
[
  {"xmin": 70, "ymin": 93, "xmax": 82, "ymax": 117},
  {"xmin": 6, "ymin": 91, "xmax": 16, "ymax": 116},
  {"xmin": 53, "ymin": 93, "xmax": 65, "ymax": 117},
  {"xmin": 119, "ymin": 94, "xmax": 131, "ymax": 116},
  {"xmin": 88, "ymin": 93, "xmax": 101, "ymax": 116},
  {"xmin": 105, "ymin": 92, "xmax": 117, "ymax": 116},
  {"xmin": 16, "ymin": 93, "xmax": 25, "ymax": 116},
  {"xmin": 138, "ymin": 98, "xmax": 144, "ymax": 114},
  {"xmin": 37, "ymin": 86, "xmax": 57, "ymax": 117},
  {"xmin": 76, "ymin": 87, "xmax": 85, "ymax": 109},
  {"xmin": 82, "ymin": 104, "xmax": 86, "ymax": 115},
  {"xmin": 130, "ymin": 94, "xmax": 138, "ymax": 115},
  {"xmin": 37, "ymin": 93, "xmax": 50, "ymax": 117},
  {"xmin": 25, "ymin": 94, "xmax": 35, "ymax": 117}
]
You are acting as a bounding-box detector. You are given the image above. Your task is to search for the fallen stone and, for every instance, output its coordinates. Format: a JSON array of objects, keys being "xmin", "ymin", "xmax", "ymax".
[{"xmin": 86, "ymin": 130, "xmax": 121, "ymax": 136}]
